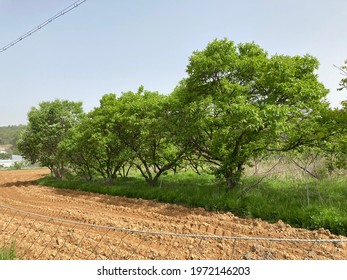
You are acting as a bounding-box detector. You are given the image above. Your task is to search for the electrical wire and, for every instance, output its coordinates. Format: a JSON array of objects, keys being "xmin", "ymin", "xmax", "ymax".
[{"xmin": 0, "ymin": 0, "xmax": 87, "ymax": 54}]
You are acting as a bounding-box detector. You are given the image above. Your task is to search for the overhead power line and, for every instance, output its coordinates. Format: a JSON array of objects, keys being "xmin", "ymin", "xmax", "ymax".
[{"xmin": 0, "ymin": 0, "xmax": 87, "ymax": 54}]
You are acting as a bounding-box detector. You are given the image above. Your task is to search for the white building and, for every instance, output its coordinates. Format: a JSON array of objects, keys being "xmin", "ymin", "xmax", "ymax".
[
  {"xmin": 0, "ymin": 155, "xmax": 24, "ymax": 168},
  {"xmin": 0, "ymin": 159, "xmax": 15, "ymax": 168}
]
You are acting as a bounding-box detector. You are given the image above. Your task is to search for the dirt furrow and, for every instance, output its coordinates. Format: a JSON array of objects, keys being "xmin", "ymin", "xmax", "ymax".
[{"xmin": 0, "ymin": 169, "xmax": 346, "ymax": 259}]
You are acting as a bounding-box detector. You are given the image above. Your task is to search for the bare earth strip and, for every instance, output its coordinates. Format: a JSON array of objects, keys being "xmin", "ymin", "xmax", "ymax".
[{"xmin": 0, "ymin": 169, "xmax": 346, "ymax": 260}]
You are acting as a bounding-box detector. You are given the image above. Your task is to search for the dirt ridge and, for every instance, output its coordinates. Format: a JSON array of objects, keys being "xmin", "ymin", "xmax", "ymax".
[{"xmin": 0, "ymin": 169, "xmax": 346, "ymax": 260}]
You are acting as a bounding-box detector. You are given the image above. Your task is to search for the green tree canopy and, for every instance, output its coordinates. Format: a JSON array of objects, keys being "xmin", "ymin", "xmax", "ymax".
[
  {"xmin": 319, "ymin": 102, "xmax": 347, "ymax": 171},
  {"xmin": 96, "ymin": 87, "xmax": 188, "ymax": 186},
  {"xmin": 176, "ymin": 38, "xmax": 330, "ymax": 189},
  {"xmin": 17, "ymin": 99, "xmax": 84, "ymax": 178},
  {"xmin": 0, "ymin": 125, "xmax": 26, "ymax": 153},
  {"xmin": 0, "ymin": 152, "xmax": 11, "ymax": 160},
  {"xmin": 337, "ymin": 59, "xmax": 347, "ymax": 91},
  {"xmin": 60, "ymin": 103, "xmax": 134, "ymax": 182}
]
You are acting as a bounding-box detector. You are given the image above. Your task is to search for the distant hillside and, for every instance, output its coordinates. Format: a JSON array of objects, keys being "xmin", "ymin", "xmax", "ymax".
[{"xmin": 0, "ymin": 125, "xmax": 26, "ymax": 153}]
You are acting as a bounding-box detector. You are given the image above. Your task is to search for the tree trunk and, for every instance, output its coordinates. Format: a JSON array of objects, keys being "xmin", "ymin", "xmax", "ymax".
[
  {"xmin": 146, "ymin": 176, "xmax": 158, "ymax": 187},
  {"xmin": 225, "ymin": 164, "xmax": 244, "ymax": 191},
  {"xmin": 53, "ymin": 166, "xmax": 64, "ymax": 180},
  {"xmin": 226, "ymin": 176, "xmax": 238, "ymax": 190}
]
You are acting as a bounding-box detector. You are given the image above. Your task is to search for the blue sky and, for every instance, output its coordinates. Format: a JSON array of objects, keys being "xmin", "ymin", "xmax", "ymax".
[{"xmin": 0, "ymin": 0, "xmax": 346, "ymax": 126}]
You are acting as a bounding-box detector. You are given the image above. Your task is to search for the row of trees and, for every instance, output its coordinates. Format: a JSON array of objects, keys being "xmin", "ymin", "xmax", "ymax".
[{"xmin": 17, "ymin": 39, "xmax": 347, "ymax": 189}]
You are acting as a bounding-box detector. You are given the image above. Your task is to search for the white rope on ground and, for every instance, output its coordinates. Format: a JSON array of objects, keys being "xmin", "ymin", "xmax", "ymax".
[{"xmin": 1, "ymin": 203, "xmax": 346, "ymax": 243}]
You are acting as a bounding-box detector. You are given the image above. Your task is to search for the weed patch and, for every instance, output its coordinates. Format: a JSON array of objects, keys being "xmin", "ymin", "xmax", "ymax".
[
  {"xmin": 0, "ymin": 241, "xmax": 17, "ymax": 260},
  {"xmin": 38, "ymin": 173, "xmax": 347, "ymax": 236}
]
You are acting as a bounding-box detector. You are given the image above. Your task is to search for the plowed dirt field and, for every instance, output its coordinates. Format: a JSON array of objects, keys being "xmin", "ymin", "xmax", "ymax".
[{"xmin": 0, "ymin": 169, "xmax": 346, "ymax": 260}]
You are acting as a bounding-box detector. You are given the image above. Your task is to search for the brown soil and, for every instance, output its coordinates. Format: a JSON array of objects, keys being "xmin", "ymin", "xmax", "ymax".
[{"xmin": 0, "ymin": 169, "xmax": 346, "ymax": 260}]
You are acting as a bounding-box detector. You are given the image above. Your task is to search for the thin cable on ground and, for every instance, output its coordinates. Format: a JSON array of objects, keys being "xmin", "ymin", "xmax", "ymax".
[
  {"xmin": 0, "ymin": 0, "xmax": 87, "ymax": 54},
  {"xmin": 1, "ymin": 203, "xmax": 346, "ymax": 243}
]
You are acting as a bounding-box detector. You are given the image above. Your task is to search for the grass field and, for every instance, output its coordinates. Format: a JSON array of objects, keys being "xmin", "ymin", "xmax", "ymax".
[
  {"xmin": 38, "ymin": 172, "xmax": 347, "ymax": 237},
  {"xmin": 0, "ymin": 241, "xmax": 16, "ymax": 260}
]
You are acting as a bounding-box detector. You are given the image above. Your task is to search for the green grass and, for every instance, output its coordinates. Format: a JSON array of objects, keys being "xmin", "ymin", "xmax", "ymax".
[
  {"xmin": 38, "ymin": 172, "xmax": 347, "ymax": 237},
  {"xmin": 0, "ymin": 241, "xmax": 17, "ymax": 260},
  {"xmin": 238, "ymin": 176, "xmax": 347, "ymax": 235}
]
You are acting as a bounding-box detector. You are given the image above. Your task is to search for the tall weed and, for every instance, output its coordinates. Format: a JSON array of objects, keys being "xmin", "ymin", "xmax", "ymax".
[{"xmin": 38, "ymin": 173, "xmax": 347, "ymax": 236}]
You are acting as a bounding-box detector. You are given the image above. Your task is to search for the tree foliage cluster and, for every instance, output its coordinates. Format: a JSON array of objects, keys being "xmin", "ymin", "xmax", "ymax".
[
  {"xmin": 337, "ymin": 59, "xmax": 347, "ymax": 91},
  {"xmin": 17, "ymin": 100, "xmax": 84, "ymax": 178},
  {"xmin": 0, "ymin": 152, "xmax": 12, "ymax": 160},
  {"xmin": 0, "ymin": 125, "xmax": 26, "ymax": 153},
  {"xmin": 17, "ymin": 39, "xmax": 346, "ymax": 188}
]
